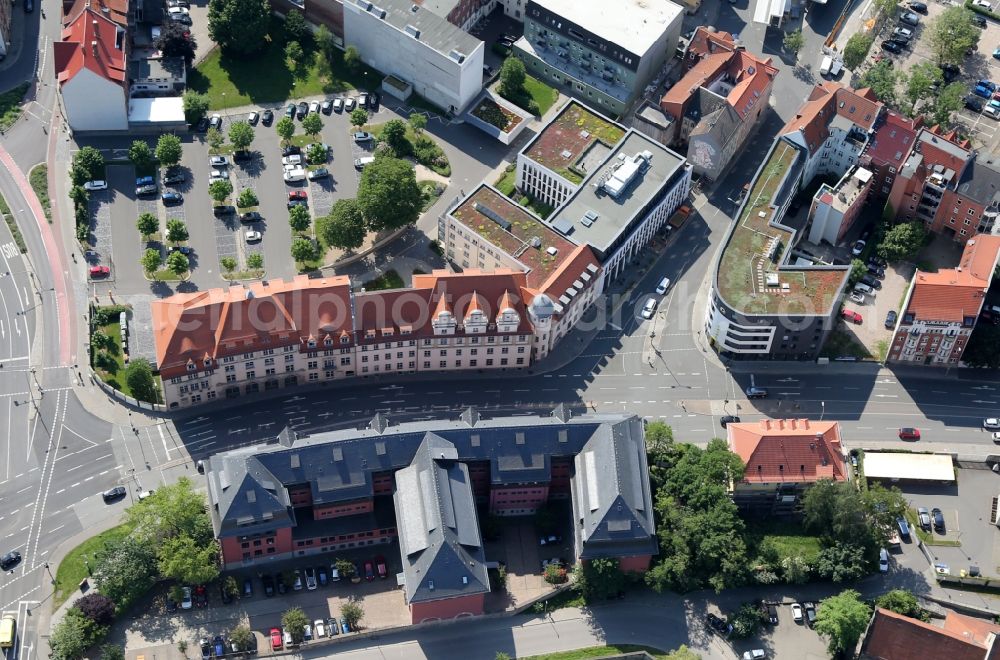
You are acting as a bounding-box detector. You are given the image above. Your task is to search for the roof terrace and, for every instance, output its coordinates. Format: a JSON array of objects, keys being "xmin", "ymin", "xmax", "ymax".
[
  {"xmin": 523, "ymin": 101, "xmax": 627, "ymax": 185},
  {"xmin": 716, "ymin": 139, "xmax": 849, "ymax": 316}
]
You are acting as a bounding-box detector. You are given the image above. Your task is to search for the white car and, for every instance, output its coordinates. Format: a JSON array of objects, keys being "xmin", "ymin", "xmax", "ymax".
[
  {"xmin": 304, "ymin": 567, "xmax": 318, "ymax": 590},
  {"xmin": 879, "ymin": 548, "xmax": 890, "ymax": 572},
  {"xmin": 209, "ymin": 169, "xmax": 229, "ymax": 180},
  {"xmin": 850, "ymin": 291, "xmax": 865, "ymax": 304},
  {"xmin": 742, "ymin": 652, "xmax": 766, "ymax": 660},
  {"xmin": 984, "ymin": 418, "xmax": 1000, "ymax": 430},
  {"xmin": 282, "ymin": 154, "xmax": 302, "ymax": 166},
  {"xmin": 209, "ymin": 155, "xmax": 228, "ymax": 167},
  {"xmin": 180, "ymin": 586, "xmax": 193, "ymax": 610},
  {"xmin": 245, "ymin": 230, "xmax": 262, "ymax": 243},
  {"xmin": 992, "ymin": 432, "xmax": 1000, "ymax": 443},
  {"xmin": 655, "ymin": 277, "xmax": 671, "ymax": 295},
  {"xmin": 791, "ymin": 603, "xmax": 803, "ymax": 623},
  {"xmin": 247, "ymin": 111, "xmax": 259, "ymax": 125},
  {"xmin": 330, "ymin": 565, "xmax": 341, "ymax": 581},
  {"xmin": 313, "ymin": 619, "xmax": 326, "ymax": 638},
  {"xmin": 83, "ymin": 180, "xmax": 108, "ymax": 191},
  {"xmin": 333, "ymin": 98, "xmax": 344, "ymax": 112},
  {"xmin": 309, "ymin": 101, "xmax": 320, "ymax": 114},
  {"xmin": 641, "ymin": 297, "xmax": 657, "ymax": 319},
  {"xmin": 283, "ymin": 168, "xmax": 306, "ymax": 183},
  {"xmin": 302, "ymin": 623, "xmax": 312, "ymax": 641},
  {"xmin": 851, "ymin": 239, "xmax": 866, "ymax": 256},
  {"xmin": 974, "ymin": 0, "xmax": 992, "ymax": 8}
]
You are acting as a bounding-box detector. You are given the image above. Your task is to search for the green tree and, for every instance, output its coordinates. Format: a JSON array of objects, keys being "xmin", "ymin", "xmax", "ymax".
[
  {"xmin": 247, "ymin": 253, "xmax": 264, "ymax": 269},
  {"xmin": 208, "ymin": 179, "xmax": 233, "ymax": 203},
  {"xmin": 843, "ymin": 33, "xmax": 874, "ymax": 70},
  {"xmin": 877, "ymin": 221, "xmax": 927, "ymax": 261},
  {"xmin": 276, "ymin": 116, "xmax": 296, "ymax": 143},
  {"xmin": 905, "ymin": 61, "xmax": 943, "ymax": 114},
  {"xmin": 281, "ymin": 607, "xmax": 310, "ymax": 644},
  {"xmin": 207, "ymin": 0, "xmax": 271, "ymax": 56},
  {"xmin": 932, "ymin": 82, "xmax": 965, "ymax": 125},
  {"xmin": 289, "ymin": 204, "xmax": 311, "ymax": 233},
  {"xmin": 229, "ymin": 625, "xmax": 255, "ymax": 653},
  {"xmin": 126, "ymin": 357, "xmax": 158, "ymax": 402},
  {"xmin": 74, "ymin": 593, "xmax": 116, "ymax": 626},
  {"xmin": 644, "ymin": 421, "xmax": 676, "ymax": 493},
  {"xmin": 815, "ymin": 542, "xmax": 869, "ymax": 582},
  {"xmin": 183, "ymin": 91, "xmax": 210, "ymax": 124},
  {"xmin": 495, "ymin": 654, "xmax": 512, "ymax": 660},
  {"xmin": 221, "ymin": 256, "xmax": 237, "ymax": 272},
  {"xmin": 124, "ymin": 477, "xmax": 215, "ymax": 545},
  {"xmin": 128, "ymin": 140, "xmax": 153, "ymax": 170},
  {"xmin": 408, "ymin": 113, "xmax": 428, "ymax": 135},
  {"xmin": 223, "ymin": 576, "xmax": 240, "ymax": 601},
  {"xmin": 318, "ymin": 198, "xmax": 366, "ymax": 251},
  {"xmin": 237, "ymin": 188, "xmax": 258, "ymax": 208},
  {"xmin": 315, "ymin": 24, "xmax": 335, "ymax": 57},
  {"xmin": 357, "ymin": 157, "xmax": 423, "ymax": 232},
  {"xmin": 158, "ymin": 534, "xmax": 220, "ymax": 584},
  {"xmin": 50, "ymin": 608, "xmax": 106, "ymax": 660},
  {"xmin": 335, "ymin": 558, "xmax": 357, "ymax": 579},
  {"xmin": 92, "ymin": 536, "xmax": 158, "ymax": 610},
  {"xmin": 341, "ymin": 600, "xmax": 364, "ymax": 630},
  {"xmin": 860, "ymin": 60, "xmax": 901, "ymax": 105},
  {"xmin": 543, "ymin": 562, "xmax": 567, "ymax": 584},
  {"xmin": 73, "ymin": 146, "xmax": 106, "ymax": 183},
  {"xmin": 344, "ymin": 45, "xmax": 361, "ymax": 71},
  {"xmin": 166, "ymin": 250, "xmax": 190, "ymax": 275},
  {"xmin": 283, "ymin": 9, "xmax": 308, "ymax": 42},
  {"xmin": 927, "ymin": 7, "xmax": 980, "ymax": 65},
  {"xmin": 499, "ymin": 57, "xmax": 526, "ymax": 98},
  {"xmin": 861, "ymin": 483, "xmax": 908, "ymax": 546},
  {"xmin": 381, "ymin": 119, "xmax": 409, "ymax": 155},
  {"xmin": 154, "ymin": 20, "xmax": 196, "ymax": 61},
  {"xmin": 99, "ymin": 644, "xmax": 124, "ymax": 660},
  {"xmin": 166, "ymin": 218, "xmax": 189, "ymax": 243},
  {"xmin": 206, "ymin": 127, "xmax": 225, "ymax": 151},
  {"xmin": 307, "ymin": 142, "xmax": 328, "ymax": 165},
  {"xmin": 964, "ymin": 323, "xmax": 1000, "ymax": 368},
  {"xmin": 781, "ymin": 555, "xmax": 810, "ymax": 584},
  {"xmin": 875, "ymin": 589, "xmax": 926, "ymax": 620},
  {"xmin": 285, "ymin": 40, "xmax": 304, "ymax": 63},
  {"xmin": 814, "ymin": 590, "xmax": 872, "ymax": 656},
  {"xmin": 228, "ymin": 120, "xmax": 255, "ymax": 152},
  {"xmin": 730, "ymin": 601, "xmax": 767, "ymax": 639},
  {"xmin": 783, "ymin": 30, "xmax": 805, "ymax": 55},
  {"xmin": 141, "ymin": 248, "xmax": 162, "ymax": 273},
  {"xmin": 302, "ymin": 111, "xmax": 324, "ymax": 138},
  {"xmin": 575, "ymin": 557, "xmax": 626, "ymax": 601},
  {"xmin": 155, "ymin": 134, "xmax": 183, "ymax": 168},
  {"xmin": 350, "ymin": 107, "xmax": 369, "ymax": 128},
  {"xmin": 136, "ymin": 212, "xmax": 159, "ymax": 237},
  {"xmin": 291, "ymin": 237, "xmax": 317, "ymax": 262},
  {"xmin": 849, "ymin": 258, "xmax": 867, "ymax": 285}
]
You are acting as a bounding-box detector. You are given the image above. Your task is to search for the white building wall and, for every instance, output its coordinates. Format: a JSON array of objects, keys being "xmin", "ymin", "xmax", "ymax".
[
  {"xmin": 62, "ymin": 69, "xmax": 127, "ymax": 131},
  {"xmin": 807, "ymin": 195, "xmax": 844, "ymax": 245},
  {"xmin": 704, "ymin": 293, "xmax": 776, "ymax": 354},
  {"xmin": 516, "ymin": 154, "xmax": 578, "ymax": 207}
]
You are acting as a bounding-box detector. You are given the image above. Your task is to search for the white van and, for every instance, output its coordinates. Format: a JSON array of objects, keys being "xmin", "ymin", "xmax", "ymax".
[
  {"xmin": 820, "ymin": 55, "xmax": 833, "ymax": 76},
  {"xmin": 854, "ymin": 282, "xmax": 873, "ymax": 295},
  {"xmin": 829, "ymin": 58, "xmax": 843, "ymax": 77},
  {"xmin": 655, "ymin": 277, "xmax": 671, "ymax": 295},
  {"xmin": 283, "ymin": 168, "xmax": 306, "ymax": 183},
  {"xmin": 354, "ymin": 156, "xmax": 375, "ymax": 170}
]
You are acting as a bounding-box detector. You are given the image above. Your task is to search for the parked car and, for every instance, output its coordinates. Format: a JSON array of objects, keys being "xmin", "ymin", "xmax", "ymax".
[
  {"xmin": 292, "ymin": 569, "xmax": 303, "ymax": 590},
  {"xmin": 655, "ymin": 277, "xmax": 671, "ymax": 294},
  {"xmin": 983, "ymin": 418, "xmax": 1000, "ymax": 430},
  {"xmin": 262, "ymin": 109, "xmax": 274, "ymax": 126},
  {"xmin": 296, "ymin": 102, "xmax": 308, "ymax": 119},
  {"xmin": 908, "ymin": 0, "xmax": 927, "ymax": 12},
  {"xmin": 163, "ymin": 169, "xmax": 186, "ymax": 185},
  {"xmin": 898, "ymin": 427, "xmax": 921, "ymax": 440},
  {"xmin": 745, "ymin": 386, "xmax": 768, "ymax": 399},
  {"xmin": 719, "ymin": 415, "xmax": 741, "ymax": 428},
  {"xmin": 369, "ymin": 92, "xmax": 380, "ymax": 110},
  {"xmin": 321, "ymin": 100, "xmax": 333, "ymax": 114},
  {"xmin": 213, "ymin": 636, "xmax": 226, "ymax": 657},
  {"xmin": 101, "ymin": 486, "xmax": 127, "ymax": 502},
  {"xmin": 181, "ymin": 586, "xmax": 193, "ymax": 610},
  {"xmin": 199, "ymin": 638, "xmax": 211, "ymax": 660},
  {"xmin": 162, "ymin": 191, "xmax": 183, "ymax": 205},
  {"xmin": 898, "ymin": 517, "xmax": 911, "ymax": 541},
  {"xmin": 885, "ymin": 310, "xmax": 898, "ymax": 329},
  {"xmin": 314, "ymin": 619, "xmax": 326, "ymax": 638},
  {"xmin": 302, "ymin": 623, "xmax": 312, "ymax": 642},
  {"xmin": 285, "ymin": 103, "xmax": 296, "ymax": 118},
  {"xmin": 932, "ymin": 507, "xmax": 946, "ymax": 532},
  {"xmin": 991, "ymin": 432, "xmax": 1000, "ymax": 443},
  {"xmin": 899, "ymin": 11, "xmax": 920, "ymax": 25},
  {"xmin": 328, "ymin": 617, "xmax": 339, "ymax": 636},
  {"xmin": 706, "ymin": 613, "xmax": 732, "ymax": 636},
  {"xmin": 165, "ymin": 595, "xmax": 178, "ymax": 612},
  {"xmin": 364, "ymin": 560, "xmax": 375, "ymax": 581},
  {"xmin": 881, "ymin": 40, "xmax": 903, "ymax": 54},
  {"xmin": 239, "ymin": 211, "xmax": 262, "ymax": 223},
  {"xmin": 276, "ymin": 574, "xmax": 287, "ymax": 594},
  {"xmin": 317, "ymin": 566, "xmax": 328, "ymax": 586},
  {"xmin": 245, "ymin": 230, "xmax": 262, "ymax": 243},
  {"xmin": 283, "ymin": 167, "xmax": 307, "ymax": 183},
  {"xmin": 219, "ymin": 581, "xmax": 233, "ymax": 604},
  {"xmin": 136, "ymin": 183, "xmax": 158, "ymax": 196},
  {"xmin": 282, "ymin": 154, "xmax": 302, "ymax": 166},
  {"xmin": 288, "ymin": 190, "xmax": 308, "ymax": 202},
  {"xmin": 804, "ymin": 602, "xmax": 817, "ymax": 627},
  {"xmin": 247, "ymin": 111, "xmax": 259, "ymax": 126},
  {"xmin": 358, "ymin": 92, "xmax": 369, "ymax": 108},
  {"xmin": 892, "ymin": 26, "xmax": 914, "ymax": 41},
  {"xmin": 269, "ymin": 628, "xmax": 282, "ymax": 651},
  {"xmin": 333, "ymin": 98, "xmax": 344, "ymax": 112},
  {"xmin": 281, "ymin": 145, "xmax": 301, "ymax": 157},
  {"xmin": 841, "ymin": 309, "xmax": 863, "ymax": 324},
  {"xmin": 330, "ymin": 564, "xmax": 341, "ymax": 582},
  {"xmin": 353, "ymin": 131, "xmax": 374, "ymax": 143},
  {"xmin": 89, "ymin": 265, "xmax": 110, "ymax": 277},
  {"xmin": 375, "ymin": 555, "xmax": 388, "ymax": 579},
  {"xmin": 195, "ymin": 116, "xmax": 209, "ymax": 132},
  {"xmin": 641, "ymin": 297, "xmax": 657, "ymax": 319},
  {"xmin": 344, "ymin": 97, "xmax": 356, "ymax": 111},
  {"xmin": 851, "ymin": 239, "xmax": 866, "ymax": 256},
  {"xmin": 973, "ymin": 14, "xmax": 988, "ymax": 27},
  {"xmin": 209, "ymin": 169, "xmax": 229, "ymax": 181},
  {"xmin": 765, "ymin": 602, "xmax": 778, "ymax": 624},
  {"xmin": 966, "ymin": 95, "xmax": 984, "ymax": 112},
  {"xmin": 539, "ymin": 534, "xmax": 562, "ymax": 546},
  {"xmin": 83, "ymin": 180, "xmax": 108, "ymax": 191},
  {"xmin": 307, "ymin": 168, "xmax": 329, "ymax": 180},
  {"xmin": 742, "ymin": 651, "xmax": 766, "ymax": 660},
  {"xmin": 917, "ymin": 506, "xmax": 931, "ymax": 530},
  {"xmin": 867, "ymin": 264, "xmax": 885, "ymax": 278},
  {"xmin": 193, "ymin": 585, "xmax": 207, "ymax": 608},
  {"xmin": 340, "ymin": 617, "xmax": 351, "ymax": 634},
  {"xmin": 209, "ymin": 155, "xmax": 228, "ymax": 167},
  {"xmin": 209, "ymin": 114, "xmax": 222, "ymax": 130},
  {"xmin": 304, "ymin": 567, "xmax": 318, "ymax": 590},
  {"xmin": 309, "ymin": 100, "xmax": 320, "ymax": 115},
  {"xmin": 850, "ymin": 292, "xmax": 865, "ymax": 305},
  {"xmin": 213, "ymin": 204, "xmax": 234, "ymax": 217},
  {"xmin": 940, "ymin": 63, "xmax": 960, "ymax": 83},
  {"xmin": 861, "ymin": 274, "xmax": 882, "ymax": 289},
  {"xmin": 879, "ymin": 547, "xmax": 890, "ymax": 573},
  {"xmin": 262, "ymin": 574, "xmax": 275, "ymax": 597},
  {"xmin": 167, "ymin": 246, "xmax": 192, "ymax": 256},
  {"xmin": 242, "ymin": 577, "xmax": 253, "ymax": 597}
]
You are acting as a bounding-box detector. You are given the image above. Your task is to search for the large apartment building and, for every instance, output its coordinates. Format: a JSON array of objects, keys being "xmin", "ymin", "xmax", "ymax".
[
  {"xmin": 660, "ymin": 27, "xmax": 778, "ymax": 181},
  {"xmin": 512, "ymin": 0, "xmax": 682, "ymax": 116},
  {"xmin": 887, "ymin": 235, "xmax": 1000, "ymax": 366},
  {"xmin": 705, "ymin": 83, "xmax": 883, "ymax": 360},
  {"xmin": 204, "ymin": 410, "xmax": 657, "ymax": 622}
]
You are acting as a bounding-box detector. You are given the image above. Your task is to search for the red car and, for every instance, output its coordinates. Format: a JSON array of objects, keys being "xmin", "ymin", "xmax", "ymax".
[
  {"xmin": 288, "ymin": 190, "xmax": 308, "ymax": 201},
  {"xmin": 899, "ymin": 427, "xmax": 921, "ymax": 440},
  {"xmin": 89, "ymin": 265, "xmax": 110, "ymax": 277},
  {"xmin": 375, "ymin": 555, "xmax": 387, "ymax": 579},
  {"xmin": 364, "ymin": 560, "xmax": 375, "ymax": 581},
  {"xmin": 269, "ymin": 628, "xmax": 282, "ymax": 651},
  {"xmin": 840, "ymin": 309, "xmax": 862, "ymax": 324}
]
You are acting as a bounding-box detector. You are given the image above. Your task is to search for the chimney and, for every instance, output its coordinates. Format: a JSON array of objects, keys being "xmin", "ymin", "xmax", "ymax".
[{"xmin": 91, "ymin": 40, "xmax": 98, "ymax": 56}]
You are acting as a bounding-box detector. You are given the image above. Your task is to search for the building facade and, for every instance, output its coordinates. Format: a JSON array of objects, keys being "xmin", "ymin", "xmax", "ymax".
[
  {"xmin": 204, "ymin": 410, "xmax": 657, "ymax": 622},
  {"xmin": 888, "ymin": 235, "xmax": 1000, "ymax": 366},
  {"xmin": 342, "ymin": 0, "xmax": 484, "ymax": 114},
  {"xmin": 513, "ymin": 0, "xmax": 682, "ymax": 116},
  {"xmin": 806, "ymin": 166, "xmax": 873, "ymax": 245}
]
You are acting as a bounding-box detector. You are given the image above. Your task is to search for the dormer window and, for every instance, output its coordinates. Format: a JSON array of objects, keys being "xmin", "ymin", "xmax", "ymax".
[
  {"xmin": 340, "ymin": 334, "xmax": 350, "ymax": 344},
  {"xmin": 307, "ymin": 338, "xmax": 317, "ymax": 348},
  {"xmin": 203, "ymin": 358, "xmax": 212, "ymax": 367},
  {"xmin": 324, "ymin": 337, "xmax": 333, "ymax": 347},
  {"xmin": 186, "ymin": 362, "xmax": 196, "ymax": 371}
]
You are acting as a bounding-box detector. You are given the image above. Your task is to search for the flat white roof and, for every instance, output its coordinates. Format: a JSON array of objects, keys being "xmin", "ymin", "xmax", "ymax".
[
  {"xmin": 864, "ymin": 452, "xmax": 955, "ymax": 482},
  {"xmin": 128, "ymin": 96, "xmax": 185, "ymax": 124},
  {"xmin": 532, "ymin": 0, "xmax": 682, "ymax": 57}
]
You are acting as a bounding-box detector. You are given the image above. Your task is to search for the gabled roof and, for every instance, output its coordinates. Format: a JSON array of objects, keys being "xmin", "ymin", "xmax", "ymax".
[
  {"xmin": 63, "ymin": 0, "xmax": 129, "ymax": 27},
  {"xmin": 864, "ymin": 111, "xmax": 920, "ymax": 169},
  {"xmin": 905, "ymin": 235, "xmax": 1000, "ymax": 323},
  {"xmin": 727, "ymin": 419, "xmax": 846, "ymax": 484},
  {"xmin": 207, "ymin": 450, "xmax": 294, "ymax": 538},
  {"xmin": 393, "ymin": 433, "xmax": 490, "ymax": 604},
  {"xmin": 55, "ymin": 5, "xmax": 127, "ymax": 88},
  {"xmin": 781, "ymin": 82, "xmax": 881, "ymax": 154},
  {"xmin": 861, "ymin": 608, "xmax": 994, "ymax": 660},
  {"xmin": 685, "ymin": 26, "xmax": 737, "ymax": 64}
]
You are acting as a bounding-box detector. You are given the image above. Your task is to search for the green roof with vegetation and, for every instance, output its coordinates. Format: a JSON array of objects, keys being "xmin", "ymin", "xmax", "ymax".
[
  {"xmin": 716, "ymin": 140, "xmax": 848, "ymax": 316},
  {"xmin": 524, "ymin": 101, "xmax": 625, "ymax": 185}
]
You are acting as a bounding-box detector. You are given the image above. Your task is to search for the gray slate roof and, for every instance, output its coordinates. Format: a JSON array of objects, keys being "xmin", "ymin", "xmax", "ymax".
[
  {"xmin": 394, "ymin": 433, "xmax": 489, "ymax": 603},
  {"xmin": 353, "ymin": 0, "xmax": 481, "ymax": 59},
  {"xmin": 957, "ymin": 156, "xmax": 1000, "ymax": 208}
]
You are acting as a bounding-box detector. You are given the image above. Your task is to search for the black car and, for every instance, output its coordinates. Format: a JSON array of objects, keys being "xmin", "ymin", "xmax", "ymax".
[
  {"xmin": 165, "ymin": 595, "xmax": 178, "ymax": 612},
  {"xmin": 262, "ymin": 109, "xmax": 274, "ymax": 126},
  {"xmin": 162, "ymin": 191, "xmax": 183, "ymax": 205},
  {"xmin": 881, "ymin": 40, "xmax": 903, "ymax": 54},
  {"xmin": 213, "ymin": 204, "xmax": 234, "ymax": 217},
  {"xmin": 0, "ymin": 550, "xmax": 21, "ymax": 571},
  {"xmin": 102, "ymin": 486, "xmax": 127, "ymax": 503},
  {"xmin": 233, "ymin": 150, "xmax": 255, "ymax": 162},
  {"xmin": 296, "ymin": 101, "xmax": 308, "ymax": 119},
  {"xmin": 240, "ymin": 211, "xmax": 262, "ymax": 223},
  {"xmin": 868, "ymin": 255, "xmax": 887, "ymax": 268},
  {"xmin": 908, "ymin": 0, "xmax": 927, "ymax": 12},
  {"xmin": 973, "ymin": 15, "xmax": 987, "ymax": 28},
  {"xmin": 24, "ymin": 0, "xmax": 33, "ymax": 11},
  {"xmin": 282, "ymin": 145, "xmax": 301, "ymax": 157},
  {"xmin": 932, "ymin": 507, "xmax": 945, "ymax": 532},
  {"xmin": 885, "ymin": 310, "xmax": 898, "ymax": 329},
  {"xmin": 861, "ymin": 274, "xmax": 882, "ymax": 290},
  {"xmin": 200, "ymin": 639, "xmax": 211, "ymax": 660},
  {"xmin": 965, "ymin": 96, "xmax": 984, "ymax": 112},
  {"xmin": 765, "ymin": 602, "xmax": 778, "ymax": 625},
  {"xmin": 262, "ymin": 574, "xmax": 275, "ymax": 597},
  {"xmin": 369, "ymin": 91, "xmax": 380, "ymax": 110},
  {"xmin": 168, "ymin": 245, "xmax": 192, "ymax": 255},
  {"xmin": 287, "ymin": 199, "xmax": 307, "ymax": 209},
  {"xmin": 867, "ymin": 264, "xmax": 885, "ymax": 278},
  {"xmin": 804, "ymin": 602, "xmax": 817, "ymax": 627},
  {"xmin": 276, "ymin": 574, "xmax": 287, "ymax": 594},
  {"xmin": 163, "ymin": 169, "xmax": 186, "ymax": 185},
  {"xmin": 706, "ymin": 613, "xmax": 732, "ymax": 636},
  {"xmin": 719, "ymin": 415, "xmax": 741, "ymax": 428},
  {"xmin": 243, "ymin": 577, "xmax": 253, "ymax": 598},
  {"xmin": 889, "ymin": 37, "xmax": 910, "ymax": 49},
  {"xmin": 195, "ymin": 117, "xmax": 210, "ymax": 132}
]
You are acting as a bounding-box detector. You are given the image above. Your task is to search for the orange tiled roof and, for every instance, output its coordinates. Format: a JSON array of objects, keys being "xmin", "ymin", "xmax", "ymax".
[
  {"xmin": 660, "ymin": 51, "xmax": 730, "ymax": 116},
  {"xmin": 861, "ymin": 608, "xmax": 992, "ymax": 660},
  {"xmin": 661, "ymin": 44, "xmax": 776, "ymax": 123},
  {"xmin": 727, "ymin": 419, "xmax": 845, "ymax": 483},
  {"xmin": 781, "ymin": 82, "xmax": 881, "ymax": 154},
  {"xmin": 942, "ymin": 611, "xmax": 1000, "ymax": 648},
  {"xmin": 55, "ymin": 6, "xmax": 127, "ymax": 87},
  {"xmin": 685, "ymin": 26, "xmax": 737, "ymax": 64},
  {"xmin": 906, "ymin": 235, "xmax": 1000, "ymax": 322},
  {"xmin": 64, "ymin": 0, "xmax": 128, "ymax": 27}
]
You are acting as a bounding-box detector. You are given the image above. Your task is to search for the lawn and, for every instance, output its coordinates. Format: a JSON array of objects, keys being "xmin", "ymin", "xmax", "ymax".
[
  {"xmin": 820, "ymin": 327, "xmax": 874, "ymax": 360},
  {"xmin": 419, "ymin": 180, "xmax": 444, "ymax": 212},
  {"xmin": 0, "ymin": 83, "xmax": 28, "ymax": 132},
  {"xmin": 29, "ymin": 165, "xmax": 50, "ymax": 221},
  {"xmin": 754, "ymin": 521, "xmax": 823, "ymax": 562},
  {"xmin": 189, "ymin": 17, "xmax": 383, "ymax": 110},
  {"xmin": 367, "ymin": 121, "xmax": 451, "ymax": 176},
  {"xmin": 519, "ymin": 645, "xmax": 669, "ymax": 660},
  {"xmin": 494, "ymin": 166, "xmax": 516, "ymax": 196},
  {"xmin": 54, "ymin": 523, "xmax": 133, "ymax": 608},
  {"xmin": 364, "ymin": 269, "xmax": 404, "ymax": 291},
  {"xmin": 523, "ymin": 74, "xmax": 559, "ymax": 116},
  {"xmin": 93, "ymin": 321, "xmax": 130, "ymax": 394}
]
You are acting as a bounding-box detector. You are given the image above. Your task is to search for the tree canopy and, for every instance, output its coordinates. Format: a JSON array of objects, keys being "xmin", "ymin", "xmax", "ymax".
[
  {"xmin": 154, "ymin": 21, "xmax": 196, "ymax": 61},
  {"xmin": 228, "ymin": 121, "xmax": 255, "ymax": 152},
  {"xmin": 843, "ymin": 34, "xmax": 873, "ymax": 70},
  {"xmin": 155, "ymin": 134, "xmax": 183, "ymax": 167},
  {"xmin": 166, "ymin": 251, "xmax": 189, "ymax": 275},
  {"xmin": 962, "ymin": 323, "xmax": 1000, "ymax": 368},
  {"xmin": 927, "ymin": 7, "xmax": 980, "ymax": 65},
  {"xmin": 288, "ymin": 204, "xmax": 311, "ymax": 233},
  {"xmin": 875, "ymin": 589, "xmax": 927, "ymax": 620},
  {"xmin": 93, "ymin": 536, "xmax": 158, "ymax": 610},
  {"xmin": 124, "ymin": 358, "xmax": 157, "ymax": 403},
  {"xmin": 932, "ymin": 82, "xmax": 965, "ymax": 126},
  {"xmin": 318, "ymin": 198, "xmax": 366, "ymax": 251},
  {"xmin": 136, "ymin": 212, "xmax": 159, "ymax": 237},
  {"xmin": 877, "ymin": 221, "xmax": 927, "ymax": 262},
  {"xmin": 208, "ymin": 179, "xmax": 233, "ymax": 203},
  {"xmin": 282, "ymin": 9, "xmax": 308, "ymax": 42},
  {"xmin": 141, "ymin": 248, "xmax": 162, "ymax": 273},
  {"xmin": 182, "ymin": 91, "xmax": 210, "ymax": 123},
  {"xmin": 814, "ymin": 590, "xmax": 872, "ymax": 655},
  {"xmin": 499, "ymin": 57, "xmax": 526, "ymax": 98},
  {"xmin": 350, "ymin": 107, "xmax": 369, "ymax": 128},
  {"xmin": 125, "ymin": 477, "xmax": 215, "ymax": 545},
  {"xmin": 291, "ymin": 237, "xmax": 318, "ymax": 263},
  {"xmin": 357, "ymin": 157, "xmax": 423, "ymax": 232},
  {"xmin": 207, "ymin": 0, "xmax": 271, "ymax": 56},
  {"xmin": 158, "ymin": 534, "xmax": 220, "ymax": 585},
  {"xmin": 73, "ymin": 146, "xmax": 106, "ymax": 183},
  {"xmin": 281, "ymin": 607, "xmax": 310, "ymax": 644},
  {"xmin": 302, "ymin": 112, "xmax": 324, "ymax": 138},
  {"xmin": 783, "ymin": 30, "xmax": 805, "ymax": 55},
  {"xmin": 166, "ymin": 218, "xmax": 188, "ymax": 243},
  {"xmin": 275, "ymin": 117, "xmax": 296, "ymax": 143},
  {"xmin": 905, "ymin": 62, "xmax": 943, "ymax": 114},
  {"xmin": 859, "ymin": 60, "xmax": 900, "ymax": 105},
  {"xmin": 128, "ymin": 140, "xmax": 153, "ymax": 170},
  {"xmin": 381, "ymin": 119, "xmax": 408, "ymax": 155}
]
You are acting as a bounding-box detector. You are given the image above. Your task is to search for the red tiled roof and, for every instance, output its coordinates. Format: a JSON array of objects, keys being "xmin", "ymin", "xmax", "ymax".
[
  {"xmin": 685, "ymin": 26, "xmax": 737, "ymax": 65},
  {"xmin": 660, "ymin": 51, "xmax": 730, "ymax": 116},
  {"xmin": 55, "ymin": 6, "xmax": 127, "ymax": 87},
  {"xmin": 861, "ymin": 608, "xmax": 991, "ymax": 660},
  {"xmin": 727, "ymin": 419, "xmax": 845, "ymax": 483},
  {"xmin": 906, "ymin": 236, "xmax": 1000, "ymax": 322},
  {"xmin": 942, "ymin": 611, "xmax": 1000, "ymax": 648},
  {"xmin": 412, "ymin": 269, "xmax": 534, "ymax": 336},
  {"xmin": 865, "ymin": 111, "xmax": 920, "ymax": 169},
  {"xmin": 531, "ymin": 243, "xmax": 601, "ymax": 313},
  {"xmin": 64, "ymin": 0, "xmax": 128, "ymax": 28},
  {"xmin": 781, "ymin": 82, "xmax": 882, "ymax": 154},
  {"xmin": 661, "ymin": 45, "xmax": 776, "ymax": 123}
]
